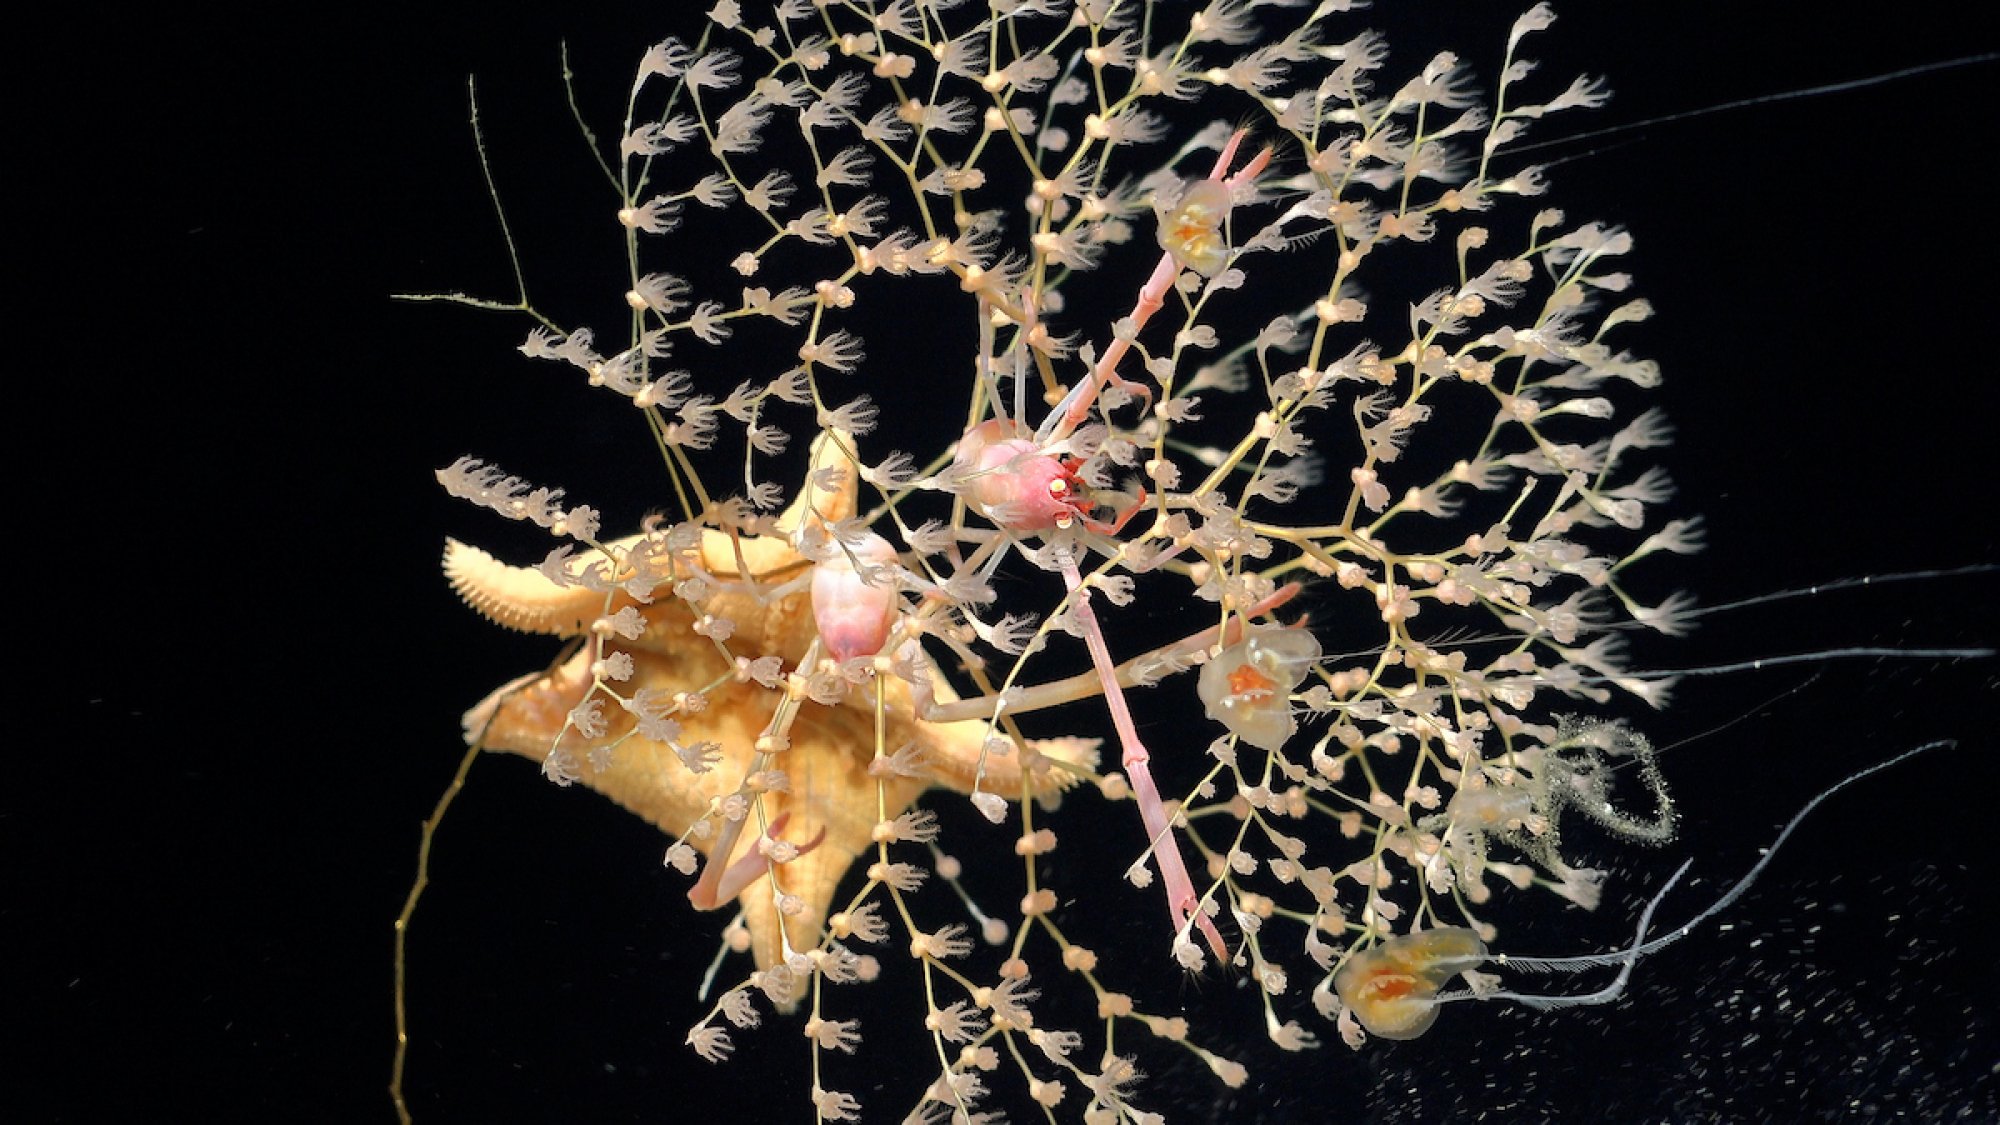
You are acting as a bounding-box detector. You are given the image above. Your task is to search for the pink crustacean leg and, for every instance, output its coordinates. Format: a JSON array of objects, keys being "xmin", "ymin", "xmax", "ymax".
[
  {"xmin": 950, "ymin": 427, "xmax": 1299, "ymax": 959},
  {"xmin": 917, "ymin": 582, "xmax": 1303, "ymax": 725},
  {"xmin": 951, "ymin": 131, "xmax": 1278, "ymax": 961},
  {"xmin": 1057, "ymin": 550, "xmax": 1230, "ymax": 961},
  {"xmin": 1037, "ymin": 129, "xmax": 1276, "ymax": 446},
  {"xmin": 687, "ymin": 811, "xmax": 828, "ymax": 911}
]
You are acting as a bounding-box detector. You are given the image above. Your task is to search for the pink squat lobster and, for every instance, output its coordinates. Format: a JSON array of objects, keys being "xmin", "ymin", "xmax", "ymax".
[{"xmin": 955, "ymin": 131, "xmax": 1284, "ymax": 963}]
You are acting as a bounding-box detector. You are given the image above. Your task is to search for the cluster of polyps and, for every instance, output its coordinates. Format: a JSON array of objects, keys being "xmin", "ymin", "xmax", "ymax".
[{"xmin": 428, "ymin": 1, "xmax": 1708, "ymax": 1118}]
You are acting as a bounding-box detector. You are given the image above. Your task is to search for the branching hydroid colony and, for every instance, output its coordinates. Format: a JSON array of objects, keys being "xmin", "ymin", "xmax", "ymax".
[{"xmin": 424, "ymin": 1, "xmax": 1719, "ymax": 1119}]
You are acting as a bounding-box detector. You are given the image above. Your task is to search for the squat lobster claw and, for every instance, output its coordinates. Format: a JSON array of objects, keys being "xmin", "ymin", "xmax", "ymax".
[{"xmin": 1048, "ymin": 452, "xmax": 1149, "ymax": 536}]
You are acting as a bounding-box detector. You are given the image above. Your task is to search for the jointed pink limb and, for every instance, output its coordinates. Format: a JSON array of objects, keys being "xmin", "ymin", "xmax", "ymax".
[
  {"xmin": 1038, "ymin": 129, "xmax": 1274, "ymax": 445},
  {"xmin": 1058, "ymin": 552, "xmax": 1230, "ymax": 961},
  {"xmin": 955, "ymin": 131, "xmax": 1280, "ymax": 962},
  {"xmin": 689, "ymin": 811, "xmax": 828, "ymax": 911}
]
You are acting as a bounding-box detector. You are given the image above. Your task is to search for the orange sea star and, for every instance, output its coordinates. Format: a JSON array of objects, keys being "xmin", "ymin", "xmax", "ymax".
[{"xmin": 443, "ymin": 434, "xmax": 1093, "ymax": 1006}]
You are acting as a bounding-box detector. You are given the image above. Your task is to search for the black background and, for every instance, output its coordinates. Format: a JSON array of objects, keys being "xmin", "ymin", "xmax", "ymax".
[{"xmin": 14, "ymin": 3, "xmax": 1999, "ymax": 1122}]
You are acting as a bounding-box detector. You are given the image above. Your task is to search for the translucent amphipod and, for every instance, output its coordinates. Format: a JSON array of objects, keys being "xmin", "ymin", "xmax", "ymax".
[
  {"xmin": 1197, "ymin": 628, "xmax": 1323, "ymax": 750},
  {"xmin": 1334, "ymin": 928, "xmax": 1489, "ymax": 1040}
]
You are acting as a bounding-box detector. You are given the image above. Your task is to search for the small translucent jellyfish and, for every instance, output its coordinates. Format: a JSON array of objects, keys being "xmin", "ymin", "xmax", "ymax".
[
  {"xmin": 1333, "ymin": 928, "xmax": 1489, "ymax": 1040},
  {"xmin": 1326, "ymin": 741, "xmax": 1946, "ymax": 1045},
  {"xmin": 1447, "ymin": 784, "xmax": 1538, "ymax": 832},
  {"xmin": 1197, "ymin": 628, "xmax": 1322, "ymax": 750}
]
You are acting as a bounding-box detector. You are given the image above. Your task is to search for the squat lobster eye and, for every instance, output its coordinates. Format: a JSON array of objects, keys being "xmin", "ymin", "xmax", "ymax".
[{"xmin": 951, "ymin": 419, "xmax": 1141, "ymax": 535}]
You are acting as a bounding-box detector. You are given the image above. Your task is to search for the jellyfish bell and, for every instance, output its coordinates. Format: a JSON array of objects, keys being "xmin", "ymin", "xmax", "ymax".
[{"xmin": 1155, "ymin": 178, "xmax": 1236, "ymax": 277}]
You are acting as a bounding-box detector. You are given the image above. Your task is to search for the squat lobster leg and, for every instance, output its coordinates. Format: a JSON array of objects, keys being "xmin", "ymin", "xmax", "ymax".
[
  {"xmin": 1057, "ymin": 550, "xmax": 1230, "ymax": 961},
  {"xmin": 1038, "ymin": 129, "xmax": 1275, "ymax": 445},
  {"xmin": 948, "ymin": 131, "xmax": 1280, "ymax": 960},
  {"xmin": 688, "ymin": 811, "xmax": 828, "ymax": 911},
  {"xmin": 916, "ymin": 582, "xmax": 1302, "ymax": 724}
]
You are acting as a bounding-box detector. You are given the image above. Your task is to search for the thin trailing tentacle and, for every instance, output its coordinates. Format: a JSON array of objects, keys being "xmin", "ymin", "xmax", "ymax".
[{"xmin": 1498, "ymin": 741, "xmax": 1952, "ymax": 974}]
